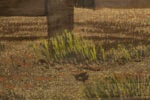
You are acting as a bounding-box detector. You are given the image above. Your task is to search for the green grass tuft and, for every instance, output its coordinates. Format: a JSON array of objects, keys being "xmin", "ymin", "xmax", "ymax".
[
  {"xmin": 39, "ymin": 30, "xmax": 97, "ymax": 63},
  {"xmin": 84, "ymin": 73, "xmax": 150, "ymax": 100},
  {"xmin": 34, "ymin": 32, "xmax": 150, "ymax": 65}
]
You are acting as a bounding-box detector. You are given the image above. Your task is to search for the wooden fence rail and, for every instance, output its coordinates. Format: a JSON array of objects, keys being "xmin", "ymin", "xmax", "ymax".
[{"xmin": 75, "ymin": 0, "xmax": 150, "ymax": 8}]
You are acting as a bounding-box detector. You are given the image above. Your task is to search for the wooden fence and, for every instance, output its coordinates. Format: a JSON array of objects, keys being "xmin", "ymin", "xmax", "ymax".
[
  {"xmin": 75, "ymin": 0, "xmax": 150, "ymax": 8},
  {"xmin": 95, "ymin": 0, "xmax": 150, "ymax": 8},
  {"xmin": 0, "ymin": 0, "xmax": 74, "ymax": 36}
]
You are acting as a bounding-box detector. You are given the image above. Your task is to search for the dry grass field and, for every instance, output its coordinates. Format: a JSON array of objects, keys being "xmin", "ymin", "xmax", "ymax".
[{"xmin": 0, "ymin": 8, "xmax": 150, "ymax": 99}]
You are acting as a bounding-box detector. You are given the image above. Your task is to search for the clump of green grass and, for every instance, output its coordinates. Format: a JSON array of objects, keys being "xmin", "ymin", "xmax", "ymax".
[
  {"xmin": 0, "ymin": 42, "xmax": 5, "ymax": 51},
  {"xmin": 34, "ymin": 30, "xmax": 150, "ymax": 65},
  {"xmin": 129, "ymin": 44, "xmax": 150, "ymax": 61},
  {"xmin": 108, "ymin": 44, "xmax": 131, "ymax": 64},
  {"xmin": 107, "ymin": 44, "xmax": 150, "ymax": 64},
  {"xmin": 97, "ymin": 45, "xmax": 106, "ymax": 62},
  {"xmin": 84, "ymin": 73, "xmax": 150, "ymax": 100},
  {"xmin": 35, "ymin": 32, "xmax": 150, "ymax": 65},
  {"xmin": 0, "ymin": 42, "xmax": 5, "ymax": 55},
  {"xmin": 39, "ymin": 30, "xmax": 97, "ymax": 63}
]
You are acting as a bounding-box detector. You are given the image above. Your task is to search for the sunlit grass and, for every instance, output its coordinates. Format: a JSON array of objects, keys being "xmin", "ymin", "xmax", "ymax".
[
  {"xmin": 34, "ymin": 31, "xmax": 150, "ymax": 65},
  {"xmin": 34, "ymin": 30, "xmax": 97, "ymax": 64},
  {"xmin": 84, "ymin": 72, "xmax": 150, "ymax": 100}
]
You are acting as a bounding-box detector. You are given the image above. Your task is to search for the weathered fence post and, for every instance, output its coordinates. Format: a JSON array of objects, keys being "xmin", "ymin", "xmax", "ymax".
[{"xmin": 47, "ymin": 0, "xmax": 74, "ymax": 37}]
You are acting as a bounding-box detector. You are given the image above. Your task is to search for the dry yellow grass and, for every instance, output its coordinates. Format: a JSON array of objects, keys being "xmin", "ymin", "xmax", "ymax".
[{"xmin": 74, "ymin": 8, "xmax": 150, "ymax": 49}]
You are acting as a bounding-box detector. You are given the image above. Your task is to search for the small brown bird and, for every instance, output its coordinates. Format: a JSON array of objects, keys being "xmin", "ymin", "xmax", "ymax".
[{"xmin": 72, "ymin": 71, "xmax": 89, "ymax": 83}]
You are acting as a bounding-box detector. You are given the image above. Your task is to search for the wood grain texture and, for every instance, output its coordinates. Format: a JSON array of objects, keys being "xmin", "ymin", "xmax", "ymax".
[
  {"xmin": 0, "ymin": 0, "xmax": 46, "ymax": 16},
  {"xmin": 47, "ymin": 0, "xmax": 74, "ymax": 36},
  {"xmin": 95, "ymin": 0, "xmax": 150, "ymax": 8}
]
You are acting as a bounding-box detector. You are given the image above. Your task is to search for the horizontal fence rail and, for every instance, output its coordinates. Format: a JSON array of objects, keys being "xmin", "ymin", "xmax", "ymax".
[
  {"xmin": 0, "ymin": 0, "xmax": 46, "ymax": 16},
  {"xmin": 74, "ymin": 0, "xmax": 150, "ymax": 8}
]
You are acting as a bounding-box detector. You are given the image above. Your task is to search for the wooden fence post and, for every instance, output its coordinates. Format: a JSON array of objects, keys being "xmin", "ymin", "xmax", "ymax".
[{"xmin": 46, "ymin": 0, "xmax": 74, "ymax": 37}]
